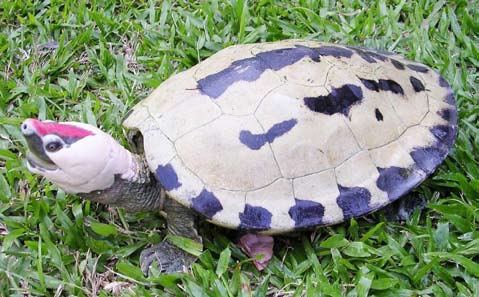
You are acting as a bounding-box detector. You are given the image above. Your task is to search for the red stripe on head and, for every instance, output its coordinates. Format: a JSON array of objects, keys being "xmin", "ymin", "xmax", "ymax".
[{"xmin": 31, "ymin": 119, "xmax": 95, "ymax": 139}]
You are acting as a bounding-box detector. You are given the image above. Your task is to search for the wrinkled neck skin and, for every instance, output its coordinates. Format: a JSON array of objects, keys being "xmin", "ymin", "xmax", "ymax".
[{"xmin": 79, "ymin": 153, "xmax": 165, "ymax": 212}]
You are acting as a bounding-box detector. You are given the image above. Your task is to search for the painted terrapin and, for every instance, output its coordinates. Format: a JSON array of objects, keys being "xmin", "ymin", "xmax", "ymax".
[{"xmin": 22, "ymin": 40, "xmax": 457, "ymax": 272}]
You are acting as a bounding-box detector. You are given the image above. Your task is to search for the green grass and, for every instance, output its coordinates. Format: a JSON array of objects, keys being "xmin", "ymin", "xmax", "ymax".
[{"xmin": 1, "ymin": 0, "xmax": 478, "ymax": 296}]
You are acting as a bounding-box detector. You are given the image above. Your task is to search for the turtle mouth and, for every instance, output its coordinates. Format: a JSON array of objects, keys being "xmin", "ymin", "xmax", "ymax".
[{"xmin": 26, "ymin": 150, "xmax": 58, "ymax": 171}]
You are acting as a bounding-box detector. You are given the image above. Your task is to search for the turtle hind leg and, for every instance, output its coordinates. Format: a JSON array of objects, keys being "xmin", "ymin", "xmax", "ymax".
[
  {"xmin": 381, "ymin": 195, "xmax": 427, "ymax": 222},
  {"xmin": 140, "ymin": 241, "xmax": 196, "ymax": 274},
  {"xmin": 140, "ymin": 197, "xmax": 202, "ymax": 275}
]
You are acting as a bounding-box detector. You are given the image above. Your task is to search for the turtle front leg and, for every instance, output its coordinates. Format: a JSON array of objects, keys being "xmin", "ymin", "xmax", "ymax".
[
  {"xmin": 140, "ymin": 241, "xmax": 197, "ymax": 274},
  {"xmin": 140, "ymin": 198, "xmax": 201, "ymax": 274}
]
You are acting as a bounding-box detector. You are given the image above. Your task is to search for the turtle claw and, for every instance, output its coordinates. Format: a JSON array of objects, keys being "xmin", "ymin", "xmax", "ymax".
[{"xmin": 140, "ymin": 241, "xmax": 196, "ymax": 275}]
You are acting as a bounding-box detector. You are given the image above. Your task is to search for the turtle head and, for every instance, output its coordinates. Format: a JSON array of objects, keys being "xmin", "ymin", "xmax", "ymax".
[{"xmin": 21, "ymin": 119, "xmax": 135, "ymax": 194}]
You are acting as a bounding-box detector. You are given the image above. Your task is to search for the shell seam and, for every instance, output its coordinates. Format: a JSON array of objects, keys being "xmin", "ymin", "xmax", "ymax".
[{"xmin": 252, "ymin": 114, "xmax": 284, "ymax": 178}]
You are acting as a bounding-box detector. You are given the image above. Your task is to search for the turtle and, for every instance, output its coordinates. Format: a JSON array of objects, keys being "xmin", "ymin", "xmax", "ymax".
[{"xmin": 21, "ymin": 40, "xmax": 457, "ymax": 273}]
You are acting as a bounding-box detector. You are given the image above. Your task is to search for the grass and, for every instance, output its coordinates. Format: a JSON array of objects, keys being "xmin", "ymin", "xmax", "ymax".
[{"xmin": 0, "ymin": 0, "xmax": 478, "ymax": 296}]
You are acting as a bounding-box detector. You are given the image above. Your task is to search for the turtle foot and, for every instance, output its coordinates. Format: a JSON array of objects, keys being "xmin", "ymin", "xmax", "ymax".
[
  {"xmin": 383, "ymin": 195, "xmax": 427, "ymax": 221},
  {"xmin": 140, "ymin": 241, "xmax": 196, "ymax": 275},
  {"xmin": 238, "ymin": 234, "xmax": 274, "ymax": 271}
]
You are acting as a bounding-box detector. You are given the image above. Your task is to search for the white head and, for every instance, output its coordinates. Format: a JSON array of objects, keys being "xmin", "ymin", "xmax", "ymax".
[{"xmin": 21, "ymin": 119, "xmax": 136, "ymax": 194}]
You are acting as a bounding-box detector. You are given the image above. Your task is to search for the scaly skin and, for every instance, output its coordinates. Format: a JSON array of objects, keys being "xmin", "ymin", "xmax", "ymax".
[{"xmin": 79, "ymin": 155, "xmax": 165, "ymax": 212}]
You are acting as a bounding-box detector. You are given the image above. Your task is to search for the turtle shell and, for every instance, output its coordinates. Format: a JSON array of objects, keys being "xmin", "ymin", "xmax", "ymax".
[{"xmin": 123, "ymin": 40, "xmax": 457, "ymax": 234}]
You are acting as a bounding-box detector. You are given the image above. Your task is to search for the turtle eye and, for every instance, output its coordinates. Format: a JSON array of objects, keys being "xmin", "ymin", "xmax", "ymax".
[{"xmin": 45, "ymin": 141, "xmax": 63, "ymax": 153}]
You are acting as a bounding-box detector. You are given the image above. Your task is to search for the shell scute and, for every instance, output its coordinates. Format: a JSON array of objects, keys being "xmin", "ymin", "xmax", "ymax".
[
  {"xmin": 292, "ymin": 169, "xmax": 343, "ymax": 225},
  {"xmin": 334, "ymin": 151, "xmax": 389, "ymax": 208},
  {"xmin": 175, "ymin": 115, "xmax": 281, "ymax": 191},
  {"xmin": 244, "ymin": 178, "xmax": 295, "ymax": 232},
  {"xmin": 157, "ymin": 94, "xmax": 221, "ymax": 141}
]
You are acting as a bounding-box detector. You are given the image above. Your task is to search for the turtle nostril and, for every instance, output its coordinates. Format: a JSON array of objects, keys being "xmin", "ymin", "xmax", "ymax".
[{"xmin": 21, "ymin": 121, "xmax": 34, "ymax": 135}]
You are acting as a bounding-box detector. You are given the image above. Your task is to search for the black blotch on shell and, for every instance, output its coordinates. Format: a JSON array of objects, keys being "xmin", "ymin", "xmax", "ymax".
[
  {"xmin": 347, "ymin": 46, "xmax": 388, "ymax": 63},
  {"xmin": 376, "ymin": 166, "xmax": 424, "ymax": 201},
  {"xmin": 288, "ymin": 198, "xmax": 325, "ymax": 228},
  {"xmin": 239, "ymin": 204, "xmax": 272, "ymax": 231},
  {"xmin": 239, "ymin": 119, "xmax": 298, "ymax": 150},
  {"xmin": 317, "ymin": 46, "xmax": 353, "ymax": 58},
  {"xmin": 155, "ymin": 164, "xmax": 182, "ymax": 191},
  {"xmin": 359, "ymin": 77, "xmax": 404, "ymax": 95},
  {"xmin": 197, "ymin": 45, "xmax": 321, "ymax": 99},
  {"xmin": 379, "ymin": 79, "xmax": 404, "ymax": 95},
  {"xmin": 437, "ymin": 108, "xmax": 458, "ymax": 125},
  {"xmin": 256, "ymin": 45, "xmax": 321, "ymax": 70},
  {"xmin": 390, "ymin": 59, "xmax": 405, "ymax": 70},
  {"xmin": 444, "ymin": 93, "xmax": 456, "ymax": 105},
  {"xmin": 439, "ymin": 75, "xmax": 450, "ymax": 88},
  {"xmin": 409, "ymin": 76, "xmax": 425, "ymax": 92},
  {"xmin": 407, "ymin": 64, "xmax": 429, "ymax": 73},
  {"xmin": 430, "ymin": 125, "xmax": 457, "ymax": 147},
  {"xmin": 336, "ymin": 185, "xmax": 372, "ymax": 219},
  {"xmin": 191, "ymin": 189, "xmax": 223, "ymax": 219},
  {"xmin": 375, "ymin": 108, "xmax": 384, "ymax": 121},
  {"xmin": 304, "ymin": 84, "xmax": 363, "ymax": 116},
  {"xmin": 359, "ymin": 78, "xmax": 379, "ymax": 92},
  {"xmin": 197, "ymin": 58, "xmax": 267, "ymax": 98},
  {"xmin": 410, "ymin": 145, "xmax": 449, "ymax": 175}
]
